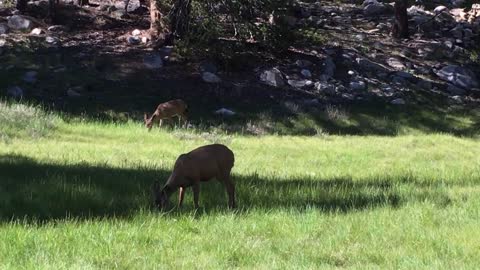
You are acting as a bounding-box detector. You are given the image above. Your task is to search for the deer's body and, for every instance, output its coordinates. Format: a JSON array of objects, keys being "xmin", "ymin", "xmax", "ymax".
[
  {"xmin": 153, "ymin": 144, "xmax": 236, "ymax": 209},
  {"xmin": 144, "ymin": 99, "xmax": 188, "ymax": 130}
]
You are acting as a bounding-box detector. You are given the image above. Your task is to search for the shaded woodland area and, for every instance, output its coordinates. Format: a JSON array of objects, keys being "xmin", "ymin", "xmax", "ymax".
[{"xmin": 1, "ymin": 0, "xmax": 479, "ymax": 135}]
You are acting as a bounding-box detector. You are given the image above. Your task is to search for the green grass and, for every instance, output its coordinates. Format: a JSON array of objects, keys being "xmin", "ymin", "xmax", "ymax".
[{"xmin": 1, "ymin": 103, "xmax": 480, "ymax": 269}]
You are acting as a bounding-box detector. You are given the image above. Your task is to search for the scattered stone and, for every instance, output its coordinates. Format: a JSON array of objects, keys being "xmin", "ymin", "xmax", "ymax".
[
  {"xmin": 347, "ymin": 70, "xmax": 356, "ymax": 76},
  {"xmin": 386, "ymin": 57, "xmax": 406, "ymax": 70},
  {"xmin": 314, "ymin": 82, "xmax": 336, "ymax": 95},
  {"xmin": 127, "ymin": 36, "xmax": 140, "ymax": 45},
  {"xmin": 363, "ymin": 0, "xmax": 390, "ymax": 16},
  {"xmin": 47, "ymin": 25, "xmax": 68, "ymax": 32},
  {"xmin": 7, "ymin": 15, "xmax": 33, "ymax": 31},
  {"xmin": 143, "ymin": 53, "xmax": 163, "ymax": 69},
  {"xmin": 23, "ymin": 71, "xmax": 37, "ymax": 83},
  {"xmin": 434, "ymin": 6, "xmax": 448, "ymax": 14},
  {"xmin": 0, "ymin": 24, "xmax": 9, "ymax": 35},
  {"xmin": 7, "ymin": 86, "xmax": 24, "ymax": 98},
  {"xmin": 295, "ymin": 59, "xmax": 312, "ymax": 68},
  {"xmin": 141, "ymin": 36, "xmax": 149, "ymax": 44},
  {"xmin": 301, "ymin": 69, "xmax": 312, "ymax": 78},
  {"xmin": 30, "ymin": 28, "xmax": 44, "ymax": 35},
  {"xmin": 449, "ymin": 25, "xmax": 463, "ymax": 39},
  {"xmin": 376, "ymin": 23, "xmax": 389, "ymax": 31},
  {"xmin": 132, "ymin": 29, "xmax": 141, "ymax": 36},
  {"xmin": 260, "ymin": 68, "xmax": 285, "ymax": 87},
  {"xmin": 434, "ymin": 65, "xmax": 479, "ymax": 89},
  {"xmin": 391, "ymin": 98, "xmax": 406, "ymax": 105},
  {"xmin": 287, "ymin": 80, "xmax": 310, "ymax": 88},
  {"xmin": 450, "ymin": 95, "xmax": 463, "ymax": 103},
  {"xmin": 446, "ymin": 84, "xmax": 467, "ymax": 95},
  {"xmin": 395, "ymin": 71, "xmax": 416, "ymax": 81},
  {"xmin": 67, "ymin": 88, "xmax": 82, "ymax": 97},
  {"xmin": 215, "ymin": 108, "xmax": 235, "ymax": 116},
  {"xmin": 349, "ymin": 80, "xmax": 367, "ymax": 91},
  {"xmin": 202, "ymin": 72, "xmax": 222, "ymax": 83},
  {"xmin": 45, "ymin": 36, "xmax": 60, "ymax": 44},
  {"xmin": 356, "ymin": 57, "xmax": 387, "ymax": 73}
]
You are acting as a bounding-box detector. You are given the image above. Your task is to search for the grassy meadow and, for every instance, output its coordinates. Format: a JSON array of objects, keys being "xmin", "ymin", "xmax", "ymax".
[{"xmin": 1, "ymin": 101, "xmax": 480, "ymax": 269}]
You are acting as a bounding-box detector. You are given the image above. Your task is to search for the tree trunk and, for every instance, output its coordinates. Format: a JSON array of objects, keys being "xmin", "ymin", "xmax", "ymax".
[
  {"xmin": 392, "ymin": 0, "xmax": 409, "ymax": 39},
  {"xmin": 48, "ymin": 0, "xmax": 57, "ymax": 22},
  {"xmin": 16, "ymin": 0, "xmax": 28, "ymax": 12}
]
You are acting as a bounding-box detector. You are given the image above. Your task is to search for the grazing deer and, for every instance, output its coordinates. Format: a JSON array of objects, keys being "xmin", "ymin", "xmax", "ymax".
[
  {"xmin": 152, "ymin": 144, "xmax": 236, "ymax": 210},
  {"xmin": 144, "ymin": 99, "xmax": 188, "ymax": 130}
]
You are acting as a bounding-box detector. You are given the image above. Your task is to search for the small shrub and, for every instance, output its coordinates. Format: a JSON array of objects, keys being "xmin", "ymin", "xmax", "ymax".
[{"xmin": 0, "ymin": 101, "xmax": 60, "ymax": 140}]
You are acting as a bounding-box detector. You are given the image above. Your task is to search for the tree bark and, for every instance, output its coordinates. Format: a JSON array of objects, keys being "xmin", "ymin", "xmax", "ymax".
[
  {"xmin": 48, "ymin": 0, "xmax": 57, "ymax": 22},
  {"xmin": 392, "ymin": 0, "xmax": 409, "ymax": 39},
  {"xmin": 16, "ymin": 0, "xmax": 28, "ymax": 12}
]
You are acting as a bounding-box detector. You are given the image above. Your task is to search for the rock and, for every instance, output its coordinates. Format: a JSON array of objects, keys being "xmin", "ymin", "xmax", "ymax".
[
  {"xmin": 376, "ymin": 23, "xmax": 389, "ymax": 31},
  {"xmin": 215, "ymin": 108, "xmax": 235, "ymax": 116},
  {"xmin": 449, "ymin": 25, "xmax": 463, "ymax": 39},
  {"xmin": 301, "ymin": 69, "xmax": 312, "ymax": 78},
  {"xmin": 23, "ymin": 71, "xmax": 37, "ymax": 83},
  {"xmin": 143, "ymin": 53, "xmax": 163, "ymax": 69},
  {"xmin": 112, "ymin": 10, "xmax": 127, "ymax": 19},
  {"xmin": 0, "ymin": 24, "xmax": 9, "ymax": 35},
  {"xmin": 416, "ymin": 80, "xmax": 432, "ymax": 89},
  {"xmin": 322, "ymin": 57, "xmax": 336, "ymax": 78},
  {"xmin": 363, "ymin": 0, "xmax": 389, "ymax": 16},
  {"xmin": 67, "ymin": 88, "xmax": 82, "ymax": 97},
  {"xmin": 202, "ymin": 72, "xmax": 221, "ymax": 83},
  {"xmin": 141, "ymin": 37, "xmax": 149, "ymax": 44},
  {"xmin": 7, "ymin": 15, "xmax": 33, "ymax": 31},
  {"xmin": 355, "ymin": 34, "xmax": 366, "ymax": 41},
  {"xmin": 30, "ymin": 28, "xmax": 44, "ymax": 35},
  {"xmin": 260, "ymin": 68, "xmax": 284, "ymax": 87},
  {"xmin": 451, "ymin": 0, "xmax": 465, "ymax": 8},
  {"xmin": 301, "ymin": 98, "xmax": 320, "ymax": 106},
  {"xmin": 295, "ymin": 59, "xmax": 312, "ymax": 68},
  {"xmin": 434, "ymin": 6, "xmax": 448, "ymax": 14},
  {"xmin": 287, "ymin": 80, "xmax": 310, "ymax": 88},
  {"xmin": 349, "ymin": 80, "xmax": 367, "ymax": 91},
  {"xmin": 47, "ymin": 25, "xmax": 68, "ymax": 32},
  {"xmin": 127, "ymin": 36, "xmax": 140, "ymax": 45},
  {"xmin": 132, "ymin": 29, "xmax": 141, "ymax": 36},
  {"xmin": 7, "ymin": 86, "xmax": 24, "ymax": 98},
  {"xmin": 199, "ymin": 61, "xmax": 217, "ymax": 73},
  {"xmin": 395, "ymin": 71, "xmax": 416, "ymax": 81},
  {"xmin": 446, "ymin": 84, "xmax": 467, "ymax": 95},
  {"xmin": 386, "ymin": 57, "xmax": 406, "ymax": 70},
  {"xmin": 45, "ymin": 36, "xmax": 60, "ymax": 44},
  {"xmin": 314, "ymin": 82, "xmax": 336, "ymax": 95},
  {"xmin": 391, "ymin": 98, "xmax": 405, "ymax": 105},
  {"xmin": 450, "ymin": 95, "xmax": 463, "ymax": 103},
  {"xmin": 435, "ymin": 65, "xmax": 479, "ymax": 89},
  {"xmin": 356, "ymin": 57, "xmax": 387, "ymax": 73}
]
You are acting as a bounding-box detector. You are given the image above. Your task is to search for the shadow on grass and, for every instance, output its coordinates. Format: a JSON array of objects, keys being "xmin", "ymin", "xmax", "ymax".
[{"xmin": 0, "ymin": 154, "xmax": 458, "ymax": 223}]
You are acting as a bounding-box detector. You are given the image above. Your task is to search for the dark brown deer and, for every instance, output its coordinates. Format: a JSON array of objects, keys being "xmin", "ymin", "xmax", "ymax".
[
  {"xmin": 152, "ymin": 144, "xmax": 236, "ymax": 210},
  {"xmin": 144, "ymin": 99, "xmax": 188, "ymax": 130}
]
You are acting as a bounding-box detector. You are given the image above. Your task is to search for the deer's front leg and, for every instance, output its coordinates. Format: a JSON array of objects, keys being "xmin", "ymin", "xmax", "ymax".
[
  {"xmin": 192, "ymin": 182, "xmax": 200, "ymax": 209},
  {"xmin": 178, "ymin": 187, "xmax": 185, "ymax": 208}
]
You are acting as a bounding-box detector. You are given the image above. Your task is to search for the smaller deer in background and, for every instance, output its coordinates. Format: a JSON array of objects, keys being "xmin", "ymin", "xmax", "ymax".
[{"xmin": 144, "ymin": 99, "xmax": 188, "ymax": 130}]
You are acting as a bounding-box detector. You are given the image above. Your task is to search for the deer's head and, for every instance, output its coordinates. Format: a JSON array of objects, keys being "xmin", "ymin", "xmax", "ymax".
[{"xmin": 144, "ymin": 113, "xmax": 154, "ymax": 131}]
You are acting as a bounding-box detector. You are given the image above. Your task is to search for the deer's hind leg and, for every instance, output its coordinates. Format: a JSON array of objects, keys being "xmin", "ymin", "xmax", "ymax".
[{"xmin": 218, "ymin": 171, "xmax": 236, "ymax": 209}]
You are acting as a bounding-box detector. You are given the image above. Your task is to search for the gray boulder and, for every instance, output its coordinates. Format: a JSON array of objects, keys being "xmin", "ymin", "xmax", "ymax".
[
  {"xmin": 349, "ymin": 80, "xmax": 367, "ymax": 91},
  {"xmin": 434, "ymin": 65, "xmax": 479, "ymax": 89},
  {"xmin": 363, "ymin": 0, "xmax": 390, "ymax": 16},
  {"xmin": 8, "ymin": 15, "xmax": 33, "ymax": 31},
  {"xmin": 202, "ymin": 72, "xmax": 222, "ymax": 83},
  {"xmin": 0, "ymin": 24, "xmax": 9, "ymax": 35},
  {"xmin": 322, "ymin": 57, "xmax": 336, "ymax": 78},
  {"xmin": 260, "ymin": 68, "xmax": 285, "ymax": 87}
]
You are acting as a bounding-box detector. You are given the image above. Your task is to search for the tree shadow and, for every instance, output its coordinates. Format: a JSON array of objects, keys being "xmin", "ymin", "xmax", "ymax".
[{"xmin": 0, "ymin": 154, "xmax": 460, "ymax": 224}]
